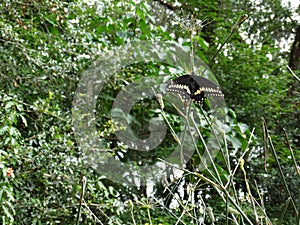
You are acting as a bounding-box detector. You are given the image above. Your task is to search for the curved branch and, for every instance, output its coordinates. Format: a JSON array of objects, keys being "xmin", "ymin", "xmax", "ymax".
[{"xmin": 152, "ymin": 0, "xmax": 180, "ymax": 10}]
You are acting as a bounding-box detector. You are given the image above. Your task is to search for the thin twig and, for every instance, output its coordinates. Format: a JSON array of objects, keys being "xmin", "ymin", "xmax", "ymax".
[
  {"xmin": 283, "ymin": 128, "xmax": 300, "ymax": 176},
  {"xmin": 82, "ymin": 200, "xmax": 105, "ymax": 224},
  {"xmin": 128, "ymin": 200, "xmax": 137, "ymax": 225},
  {"xmin": 262, "ymin": 118, "xmax": 298, "ymax": 213},
  {"xmin": 76, "ymin": 176, "xmax": 87, "ymax": 225},
  {"xmin": 262, "ymin": 117, "xmax": 268, "ymax": 172},
  {"xmin": 147, "ymin": 207, "xmax": 153, "ymax": 225},
  {"xmin": 251, "ymin": 198, "xmax": 273, "ymax": 225},
  {"xmin": 208, "ymin": 14, "xmax": 248, "ymax": 67},
  {"xmin": 254, "ymin": 180, "xmax": 272, "ymax": 225},
  {"xmin": 278, "ymin": 198, "xmax": 291, "ymax": 225},
  {"xmin": 151, "ymin": 195, "xmax": 188, "ymax": 225},
  {"xmin": 225, "ymin": 128, "xmax": 255, "ymax": 189},
  {"xmin": 287, "ymin": 65, "xmax": 300, "ymax": 82},
  {"xmin": 240, "ymin": 159, "xmax": 260, "ymax": 224},
  {"xmin": 190, "ymin": 111, "xmax": 222, "ymax": 184},
  {"xmin": 180, "ymin": 101, "xmax": 193, "ymax": 166},
  {"xmin": 158, "ymin": 158, "xmax": 222, "ymax": 190}
]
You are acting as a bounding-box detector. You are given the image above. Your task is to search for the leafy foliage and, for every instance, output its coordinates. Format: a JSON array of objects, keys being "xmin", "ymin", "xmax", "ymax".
[{"xmin": 0, "ymin": 0, "xmax": 299, "ymax": 224}]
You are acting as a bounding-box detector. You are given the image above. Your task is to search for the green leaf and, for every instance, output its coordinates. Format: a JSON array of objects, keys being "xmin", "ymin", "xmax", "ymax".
[
  {"xmin": 4, "ymin": 187, "xmax": 14, "ymax": 201},
  {"xmin": 2, "ymin": 216, "xmax": 5, "ymax": 225},
  {"xmin": 5, "ymin": 201, "xmax": 15, "ymax": 215},
  {"xmin": 4, "ymin": 101, "xmax": 14, "ymax": 111},
  {"xmin": 0, "ymin": 126, "xmax": 9, "ymax": 135},
  {"xmin": 139, "ymin": 19, "xmax": 148, "ymax": 35},
  {"xmin": 2, "ymin": 205, "xmax": 13, "ymax": 221},
  {"xmin": 15, "ymin": 103, "xmax": 23, "ymax": 112},
  {"xmin": 0, "ymin": 189, "xmax": 3, "ymax": 202},
  {"xmin": 9, "ymin": 127, "xmax": 20, "ymax": 137},
  {"xmin": 226, "ymin": 135, "xmax": 242, "ymax": 149},
  {"xmin": 238, "ymin": 123, "xmax": 248, "ymax": 133},
  {"xmin": 19, "ymin": 114, "xmax": 27, "ymax": 127}
]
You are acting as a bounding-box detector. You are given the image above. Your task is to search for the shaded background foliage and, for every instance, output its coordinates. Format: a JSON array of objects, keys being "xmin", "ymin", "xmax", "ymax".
[{"xmin": 0, "ymin": 0, "xmax": 299, "ymax": 224}]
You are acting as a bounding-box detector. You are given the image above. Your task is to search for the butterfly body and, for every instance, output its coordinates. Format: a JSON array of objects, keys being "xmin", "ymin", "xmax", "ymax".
[{"xmin": 166, "ymin": 74, "xmax": 223, "ymax": 104}]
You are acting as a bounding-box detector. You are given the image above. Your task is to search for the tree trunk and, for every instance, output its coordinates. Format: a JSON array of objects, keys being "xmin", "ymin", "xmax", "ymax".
[
  {"xmin": 289, "ymin": 25, "xmax": 300, "ymax": 70},
  {"xmin": 288, "ymin": 25, "xmax": 300, "ymax": 148}
]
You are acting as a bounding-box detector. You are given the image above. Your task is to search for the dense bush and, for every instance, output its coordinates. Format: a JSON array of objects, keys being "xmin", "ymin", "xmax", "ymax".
[{"xmin": 0, "ymin": 0, "xmax": 299, "ymax": 224}]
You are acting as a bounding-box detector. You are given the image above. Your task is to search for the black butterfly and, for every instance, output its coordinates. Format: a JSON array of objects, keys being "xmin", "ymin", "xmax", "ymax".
[{"xmin": 166, "ymin": 74, "xmax": 224, "ymax": 104}]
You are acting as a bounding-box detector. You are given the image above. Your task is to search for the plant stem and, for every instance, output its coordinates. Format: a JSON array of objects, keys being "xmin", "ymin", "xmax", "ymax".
[{"xmin": 76, "ymin": 176, "xmax": 87, "ymax": 225}]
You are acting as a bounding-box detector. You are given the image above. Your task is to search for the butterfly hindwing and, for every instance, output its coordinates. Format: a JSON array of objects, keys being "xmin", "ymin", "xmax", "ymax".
[
  {"xmin": 166, "ymin": 74, "xmax": 224, "ymax": 105},
  {"xmin": 191, "ymin": 75, "xmax": 224, "ymax": 97}
]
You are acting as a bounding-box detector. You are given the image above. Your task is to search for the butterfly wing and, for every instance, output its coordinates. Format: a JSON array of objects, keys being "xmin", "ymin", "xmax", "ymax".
[
  {"xmin": 165, "ymin": 75, "xmax": 194, "ymax": 102},
  {"xmin": 166, "ymin": 74, "xmax": 224, "ymax": 105},
  {"xmin": 190, "ymin": 75, "xmax": 224, "ymax": 103}
]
